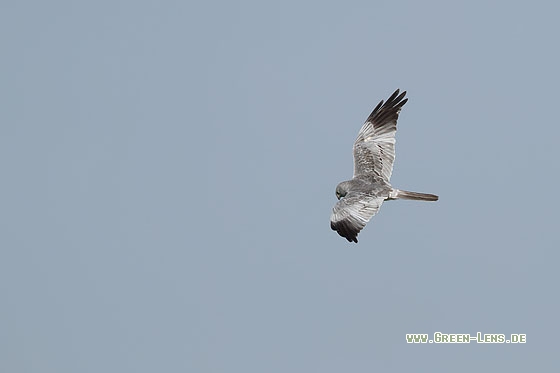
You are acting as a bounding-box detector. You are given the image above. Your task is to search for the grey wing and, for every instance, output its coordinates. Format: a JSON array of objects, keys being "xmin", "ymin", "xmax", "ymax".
[
  {"xmin": 330, "ymin": 194, "xmax": 385, "ymax": 243},
  {"xmin": 353, "ymin": 89, "xmax": 408, "ymax": 182}
]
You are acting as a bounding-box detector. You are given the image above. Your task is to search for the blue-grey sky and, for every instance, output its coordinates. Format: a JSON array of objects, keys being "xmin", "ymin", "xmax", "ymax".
[{"xmin": 2, "ymin": 1, "xmax": 559, "ymax": 372}]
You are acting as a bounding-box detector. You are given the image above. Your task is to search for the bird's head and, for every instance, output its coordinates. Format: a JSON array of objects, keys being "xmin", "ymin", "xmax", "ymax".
[{"xmin": 335, "ymin": 181, "xmax": 352, "ymax": 200}]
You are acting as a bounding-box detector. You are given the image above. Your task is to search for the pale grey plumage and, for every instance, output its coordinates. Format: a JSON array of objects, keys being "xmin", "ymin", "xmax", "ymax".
[{"xmin": 330, "ymin": 89, "xmax": 438, "ymax": 243}]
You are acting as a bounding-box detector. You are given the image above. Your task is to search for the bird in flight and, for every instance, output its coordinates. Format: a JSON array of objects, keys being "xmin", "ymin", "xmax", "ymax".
[{"xmin": 330, "ymin": 89, "xmax": 438, "ymax": 243}]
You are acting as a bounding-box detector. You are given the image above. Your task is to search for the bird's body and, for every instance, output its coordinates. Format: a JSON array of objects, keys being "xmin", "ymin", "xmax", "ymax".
[{"xmin": 330, "ymin": 89, "xmax": 438, "ymax": 243}]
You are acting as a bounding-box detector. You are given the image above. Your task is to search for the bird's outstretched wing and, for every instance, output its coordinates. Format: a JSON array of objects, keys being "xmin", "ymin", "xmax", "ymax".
[
  {"xmin": 353, "ymin": 89, "xmax": 408, "ymax": 182},
  {"xmin": 330, "ymin": 194, "xmax": 385, "ymax": 243}
]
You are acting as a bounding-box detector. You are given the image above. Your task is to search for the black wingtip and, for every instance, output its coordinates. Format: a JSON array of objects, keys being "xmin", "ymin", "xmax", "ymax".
[
  {"xmin": 331, "ymin": 220, "xmax": 360, "ymax": 243},
  {"xmin": 387, "ymin": 89, "xmax": 400, "ymax": 102},
  {"xmin": 366, "ymin": 89, "xmax": 408, "ymax": 123}
]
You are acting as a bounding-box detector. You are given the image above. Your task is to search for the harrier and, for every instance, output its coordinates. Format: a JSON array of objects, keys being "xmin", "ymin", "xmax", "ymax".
[{"xmin": 330, "ymin": 89, "xmax": 438, "ymax": 243}]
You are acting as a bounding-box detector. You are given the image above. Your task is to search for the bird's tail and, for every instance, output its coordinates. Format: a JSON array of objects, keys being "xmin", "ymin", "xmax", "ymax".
[{"xmin": 390, "ymin": 189, "xmax": 439, "ymax": 201}]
